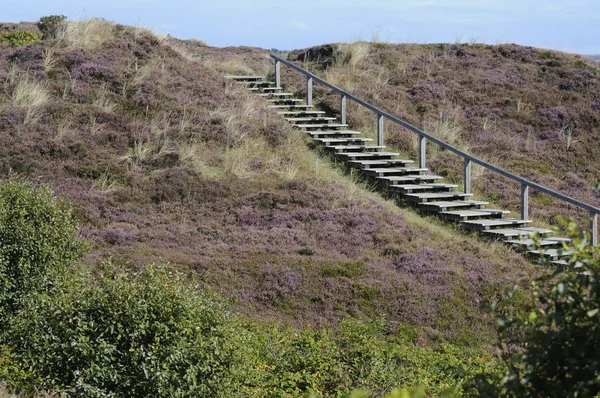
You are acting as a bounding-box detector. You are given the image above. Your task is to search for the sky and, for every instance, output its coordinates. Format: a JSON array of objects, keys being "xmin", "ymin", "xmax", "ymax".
[{"xmin": 2, "ymin": 0, "xmax": 600, "ymax": 54}]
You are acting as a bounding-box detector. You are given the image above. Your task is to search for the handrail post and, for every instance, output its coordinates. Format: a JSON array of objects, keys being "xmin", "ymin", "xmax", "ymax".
[
  {"xmin": 419, "ymin": 135, "xmax": 426, "ymax": 169},
  {"xmin": 464, "ymin": 158, "xmax": 472, "ymax": 194},
  {"xmin": 340, "ymin": 94, "xmax": 347, "ymax": 125},
  {"xmin": 306, "ymin": 76, "xmax": 313, "ymax": 106},
  {"xmin": 377, "ymin": 113, "xmax": 384, "ymax": 146},
  {"xmin": 592, "ymin": 212, "xmax": 598, "ymax": 246},
  {"xmin": 275, "ymin": 59, "xmax": 281, "ymax": 88},
  {"xmin": 521, "ymin": 183, "xmax": 529, "ymax": 220}
]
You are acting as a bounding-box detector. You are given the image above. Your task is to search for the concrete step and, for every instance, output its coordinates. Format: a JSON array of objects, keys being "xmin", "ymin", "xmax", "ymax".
[
  {"xmin": 420, "ymin": 200, "xmax": 489, "ymax": 212},
  {"xmin": 462, "ymin": 218, "xmax": 532, "ymax": 231},
  {"xmin": 296, "ymin": 123, "xmax": 349, "ymax": 130},
  {"xmin": 336, "ymin": 152, "xmax": 399, "ymax": 160},
  {"xmin": 268, "ymin": 105, "xmax": 314, "ymax": 109},
  {"xmin": 314, "ymin": 138, "xmax": 374, "ymax": 146},
  {"xmin": 349, "ymin": 159, "xmax": 415, "ymax": 169},
  {"xmin": 405, "ymin": 192, "xmax": 473, "ymax": 203},
  {"xmin": 389, "ymin": 183, "xmax": 458, "ymax": 194},
  {"xmin": 439, "ymin": 209, "xmax": 509, "ymax": 221},
  {"xmin": 278, "ymin": 111, "xmax": 327, "ymax": 116},
  {"xmin": 528, "ymin": 248, "xmax": 575, "ymax": 260},
  {"xmin": 326, "ymin": 145, "xmax": 386, "ymax": 152},
  {"xmin": 481, "ymin": 227, "xmax": 554, "ymax": 240},
  {"xmin": 506, "ymin": 237, "xmax": 572, "ymax": 249},
  {"xmin": 287, "ymin": 117, "xmax": 337, "ymax": 123},
  {"xmin": 225, "ymin": 75, "xmax": 264, "ymax": 81},
  {"xmin": 362, "ymin": 167, "xmax": 428, "ymax": 177},
  {"xmin": 380, "ymin": 175, "xmax": 443, "ymax": 183}
]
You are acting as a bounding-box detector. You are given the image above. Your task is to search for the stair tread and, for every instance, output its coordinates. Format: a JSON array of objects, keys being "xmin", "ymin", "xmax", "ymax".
[
  {"xmin": 315, "ymin": 138, "xmax": 373, "ymax": 143},
  {"xmin": 506, "ymin": 237, "xmax": 572, "ymax": 246},
  {"xmin": 258, "ymin": 92, "xmax": 294, "ymax": 96},
  {"xmin": 482, "ymin": 227, "xmax": 554, "ymax": 238},
  {"xmin": 298, "ymin": 124, "xmax": 348, "ymax": 128},
  {"xmin": 338, "ymin": 152, "xmax": 399, "ymax": 157},
  {"xmin": 287, "ymin": 117, "xmax": 337, "ymax": 122},
  {"xmin": 364, "ymin": 167, "xmax": 428, "ymax": 173},
  {"xmin": 551, "ymin": 260, "xmax": 569, "ymax": 266},
  {"xmin": 268, "ymin": 105, "xmax": 313, "ymax": 108},
  {"xmin": 440, "ymin": 209, "xmax": 510, "ymax": 217},
  {"xmin": 328, "ymin": 145, "xmax": 386, "ymax": 150},
  {"xmin": 463, "ymin": 218, "xmax": 532, "ymax": 226},
  {"xmin": 307, "ymin": 130, "xmax": 361, "ymax": 136},
  {"xmin": 420, "ymin": 200, "xmax": 490, "ymax": 209},
  {"xmin": 249, "ymin": 87, "xmax": 282, "ymax": 91},
  {"xmin": 278, "ymin": 111, "xmax": 326, "ymax": 115},
  {"xmin": 390, "ymin": 183, "xmax": 458, "ymax": 190},
  {"xmin": 380, "ymin": 175, "xmax": 442, "ymax": 180},
  {"xmin": 350, "ymin": 159, "xmax": 414, "ymax": 166},
  {"xmin": 225, "ymin": 75, "xmax": 264, "ymax": 80},
  {"xmin": 267, "ymin": 98, "xmax": 302, "ymax": 102},
  {"xmin": 405, "ymin": 192, "xmax": 472, "ymax": 199},
  {"xmin": 528, "ymin": 248, "xmax": 576, "ymax": 256}
]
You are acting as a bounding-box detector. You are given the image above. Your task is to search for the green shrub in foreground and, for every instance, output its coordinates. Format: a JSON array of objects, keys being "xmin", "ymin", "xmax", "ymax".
[
  {"xmin": 5, "ymin": 262, "xmax": 241, "ymax": 397},
  {"xmin": 494, "ymin": 220, "xmax": 600, "ymax": 396},
  {"xmin": 0, "ymin": 177, "xmax": 84, "ymax": 319}
]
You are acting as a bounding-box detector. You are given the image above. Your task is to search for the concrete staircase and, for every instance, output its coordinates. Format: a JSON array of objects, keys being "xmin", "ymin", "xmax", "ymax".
[{"xmin": 226, "ymin": 75, "xmax": 572, "ymax": 264}]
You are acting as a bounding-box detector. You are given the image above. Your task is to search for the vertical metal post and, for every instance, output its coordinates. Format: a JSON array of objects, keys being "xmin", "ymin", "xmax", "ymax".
[
  {"xmin": 521, "ymin": 183, "xmax": 529, "ymax": 220},
  {"xmin": 340, "ymin": 94, "xmax": 347, "ymax": 125},
  {"xmin": 275, "ymin": 60, "xmax": 281, "ymax": 88},
  {"xmin": 464, "ymin": 158, "xmax": 472, "ymax": 194},
  {"xmin": 306, "ymin": 76, "xmax": 313, "ymax": 106},
  {"xmin": 419, "ymin": 135, "xmax": 426, "ymax": 169},
  {"xmin": 377, "ymin": 113, "xmax": 384, "ymax": 146},
  {"xmin": 591, "ymin": 212, "xmax": 598, "ymax": 246}
]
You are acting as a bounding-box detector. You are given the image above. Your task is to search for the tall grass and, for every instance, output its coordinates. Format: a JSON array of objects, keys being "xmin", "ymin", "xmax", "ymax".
[
  {"xmin": 334, "ymin": 40, "xmax": 370, "ymax": 69},
  {"xmin": 11, "ymin": 74, "xmax": 51, "ymax": 124},
  {"xmin": 66, "ymin": 17, "xmax": 116, "ymax": 51}
]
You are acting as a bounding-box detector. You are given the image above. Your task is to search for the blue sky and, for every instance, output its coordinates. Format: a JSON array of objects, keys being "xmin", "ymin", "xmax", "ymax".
[{"xmin": 3, "ymin": 0, "xmax": 600, "ymax": 54}]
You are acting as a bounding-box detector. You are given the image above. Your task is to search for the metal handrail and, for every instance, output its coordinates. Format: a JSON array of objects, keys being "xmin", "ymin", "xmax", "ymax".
[{"xmin": 270, "ymin": 53, "xmax": 599, "ymax": 245}]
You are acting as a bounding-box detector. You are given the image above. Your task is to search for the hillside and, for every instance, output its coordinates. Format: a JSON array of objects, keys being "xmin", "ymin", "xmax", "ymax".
[
  {"xmin": 283, "ymin": 42, "xmax": 600, "ymax": 229},
  {"xmin": 0, "ymin": 19, "xmax": 538, "ymax": 355}
]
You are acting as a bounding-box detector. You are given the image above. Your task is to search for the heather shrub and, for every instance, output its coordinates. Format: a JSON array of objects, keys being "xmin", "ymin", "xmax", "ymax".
[
  {"xmin": 0, "ymin": 177, "xmax": 84, "ymax": 319},
  {"xmin": 4, "ymin": 262, "xmax": 242, "ymax": 397},
  {"xmin": 492, "ymin": 220, "xmax": 600, "ymax": 397}
]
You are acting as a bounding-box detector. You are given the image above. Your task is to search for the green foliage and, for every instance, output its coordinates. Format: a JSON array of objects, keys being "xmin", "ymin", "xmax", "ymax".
[
  {"xmin": 0, "ymin": 177, "xmax": 84, "ymax": 319},
  {"xmin": 240, "ymin": 317, "xmax": 504, "ymax": 397},
  {"xmin": 4, "ymin": 262, "xmax": 241, "ymax": 397},
  {"xmin": 0, "ymin": 31, "xmax": 43, "ymax": 47},
  {"xmin": 493, "ymin": 219, "xmax": 600, "ymax": 396},
  {"xmin": 38, "ymin": 15, "xmax": 66, "ymax": 39}
]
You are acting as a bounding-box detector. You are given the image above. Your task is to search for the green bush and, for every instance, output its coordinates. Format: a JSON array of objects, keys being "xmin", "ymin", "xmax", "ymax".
[
  {"xmin": 4, "ymin": 262, "xmax": 242, "ymax": 397},
  {"xmin": 38, "ymin": 15, "xmax": 66, "ymax": 39},
  {"xmin": 0, "ymin": 31, "xmax": 43, "ymax": 47},
  {"xmin": 493, "ymin": 220, "xmax": 600, "ymax": 396},
  {"xmin": 0, "ymin": 177, "xmax": 84, "ymax": 319}
]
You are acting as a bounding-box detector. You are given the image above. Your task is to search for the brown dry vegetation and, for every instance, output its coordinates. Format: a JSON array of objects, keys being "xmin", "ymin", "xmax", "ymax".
[
  {"xmin": 284, "ymin": 42, "xmax": 600, "ymax": 229},
  {"xmin": 0, "ymin": 20, "xmax": 537, "ymax": 352}
]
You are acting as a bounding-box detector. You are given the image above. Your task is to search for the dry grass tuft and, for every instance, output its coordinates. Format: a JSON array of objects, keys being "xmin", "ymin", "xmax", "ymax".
[
  {"xmin": 11, "ymin": 74, "xmax": 51, "ymax": 124},
  {"xmin": 334, "ymin": 40, "xmax": 371, "ymax": 69},
  {"xmin": 66, "ymin": 18, "xmax": 116, "ymax": 51}
]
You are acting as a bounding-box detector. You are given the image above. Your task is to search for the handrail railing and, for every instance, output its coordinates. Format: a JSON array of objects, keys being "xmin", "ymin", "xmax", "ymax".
[{"xmin": 271, "ymin": 53, "xmax": 600, "ymax": 246}]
